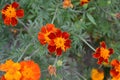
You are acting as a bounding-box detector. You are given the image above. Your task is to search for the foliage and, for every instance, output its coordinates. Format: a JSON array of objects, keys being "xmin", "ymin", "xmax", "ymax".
[{"xmin": 0, "ymin": 0, "xmax": 120, "ymax": 80}]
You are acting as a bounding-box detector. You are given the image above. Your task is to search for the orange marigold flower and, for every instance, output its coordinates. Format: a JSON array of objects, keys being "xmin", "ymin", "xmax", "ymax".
[
  {"xmin": 0, "ymin": 59, "xmax": 21, "ymax": 80},
  {"xmin": 48, "ymin": 65, "xmax": 56, "ymax": 76},
  {"xmin": 1, "ymin": 2, "xmax": 24, "ymax": 26},
  {"xmin": 80, "ymin": 0, "xmax": 90, "ymax": 6},
  {"xmin": 93, "ymin": 41, "xmax": 114, "ymax": 64},
  {"xmin": 48, "ymin": 29, "xmax": 71, "ymax": 56},
  {"xmin": 63, "ymin": 0, "xmax": 73, "ymax": 9},
  {"xmin": 110, "ymin": 59, "xmax": 120, "ymax": 80},
  {"xmin": 38, "ymin": 24, "xmax": 57, "ymax": 45},
  {"xmin": 91, "ymin": 68, "xmax": 104, "ymax": 80},
  {"xmin": 20, "ymin": 60, "xmax": 41, "ymax": 80}
]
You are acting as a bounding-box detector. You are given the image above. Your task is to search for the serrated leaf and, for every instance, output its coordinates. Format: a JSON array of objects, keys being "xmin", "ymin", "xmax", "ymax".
[{"xmin": 87, "ymin": 13, "xmax": 96, "ymax": 25}]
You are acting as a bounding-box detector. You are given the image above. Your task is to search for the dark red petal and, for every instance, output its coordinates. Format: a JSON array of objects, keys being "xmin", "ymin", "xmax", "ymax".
[
  {"xmin": 48, "ymin": 45, "xmax": 56, "ymax": 53},
  {"xmin": 110, "ymin": 69, "xmax": 119, "ymax": 77},
  {"xmin": 48, "ymin": 33, "xmax": 56, "ymax": 39},
  {"xmin": 62, "ymin": 32, "xmax": 70, "ymax": 39},
  {"xmin": 11, "ymin": 17, "xmax": 18, "ymax": 26},
  {"xmin": 12, "ymin": 2, "xmax": 19, "ymax": 8},
  {"xmin": 3, "ymin": 4, "xmax": 9, "ymax": 10},
  {"xmin": 93, "ymin": 53, "xmax": 100, "ymax": 58},
  {"xmin": 64, "ymin": 39, "xmax": 71, "ymax": 48},
  {"xmin": 56, "ymin": 48, "xmax": 62, "ymax": 56},
  {"xmin": 109, "ymin": 48, "xmax": 114, "ymax": 55},
  {"xmin": 2, "ymin": 14, "xmax": 5, "ymax": 20},
  {"xmin": 16, "ymin": 9, "xmax": 24, "ymax": 18},
  {"xmin": 56, "ymin": 29, "xmax": 62, "ymax": 37},
  {"xmin": 97, "ymin": 57, "xmax": 104, "ymax": 64},
  {"xmin": 96, "ymin": 48, "xmax": 100, "ymax": 52},
  {"xmin": 4, "ymin": 17, "xmax": 11, "ymax": 26},
  {"xmin": 104, "ymin": 59, "xmax": 108, "ymax": 63},
  {"xmin": 100, "ymin": 41, "xmax": 106, "ymax": 48}
]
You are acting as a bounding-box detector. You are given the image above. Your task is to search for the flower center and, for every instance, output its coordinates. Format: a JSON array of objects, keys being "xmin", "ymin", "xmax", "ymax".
[
  {"xmin": 100, "ymin": 47, "xmax": 110, "ymax": 59},
  {"xmin": 2, "ymin": 5, "xmax": 16, "ymax": 18},
  {"xmin": 54, "ymin": 37, "xmax": 65, "ymax": 50},
  {"xmin": 22, "ymin": 68, "xmax": 33, "ymax": 78}
]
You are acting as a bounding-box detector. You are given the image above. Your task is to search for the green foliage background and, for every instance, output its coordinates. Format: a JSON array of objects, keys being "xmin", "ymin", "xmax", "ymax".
[{"xmin": 0, "ymin": 0, "xmax": 120, "ymax": 80}]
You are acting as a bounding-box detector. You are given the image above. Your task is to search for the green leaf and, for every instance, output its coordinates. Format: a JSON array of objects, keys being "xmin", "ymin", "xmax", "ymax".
[{"xmin": 86, "ymin": 13, "xmax": 96, "ymax": 25}]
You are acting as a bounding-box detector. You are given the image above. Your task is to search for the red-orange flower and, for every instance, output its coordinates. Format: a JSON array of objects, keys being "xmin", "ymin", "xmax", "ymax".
[
  {"xmin": 48, "ymin": 29, "xmax": 71, "ymax": 56},
  {"xmin": 80, "ymin": 0, "xmax": 90, "ymax": 6},
  {"xmin": 48, "ymin": 65, "xmax": 56, "ymax": 76},
  {"xmin": 1, "ymin": 2, "xmax": 24, "ymax": 26},
  {"xmin": 93, "ymin": 41, "xmax": 114, "ymax": 64},
  {"xmin": 38, "ymin": 24, "xmax": 57, "ymax": 45},
  {"xmin": 110, "ymin": 59, "xmax": 120, "ymax": 80},
  {"xmin": 63, "ymin": 0, "xmax": 73, "ymax": 9},
  {"xmin": 20, "ymin": 60, "xmax": 41, "ymax": 80}
]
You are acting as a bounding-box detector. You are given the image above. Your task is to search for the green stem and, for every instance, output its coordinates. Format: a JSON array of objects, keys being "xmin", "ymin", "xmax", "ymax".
[
  {"xmin": 29, "ymin": 49, "xmax": 39, "ymax": 58},
  {"xmin": 53, "ymin": 56, "xmax": 58, "ymax": 66},
  {"xmin": 17, "ymin": 43, "xmax": 32, "ymax": 62},
  {"xmin": 73, "ymin": 33, "xmax": 96, "ymax": 52},
  {"xmin": 51, "ymin": 4, "xmax": 59, "ymax": 24},
  {"xmin": 18, "ymin": 19, "xmax": 28, "ymax": 30}
]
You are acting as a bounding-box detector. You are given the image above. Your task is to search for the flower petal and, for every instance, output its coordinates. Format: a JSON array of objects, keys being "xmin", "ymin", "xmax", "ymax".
[
  {"xmin": 62, "ymin": 32, "xmax": 70, "ymax": 39},
  {"xmin": 48, "ymin": 33, "xmax": 56, "ymax": 39},
  {"xmin": 4, "ymin": 17, "xmax": 11, "ymax": 26},
  {"xmin": 93, "ymin": 53, "xmax": 100, "ymax": 58},
  {"xmin": 111, "ymin": 59, "xmax": 119, "ymax": 67},
  {"xmin": 12, "ymin": 2, "xmax": 19, "ymax": 8},
  {"xmin": 16, "ymin": 9, "xmax": 24, "ymax": 18},
  {"xmin": 11, "ymin": 17, "xmax": 18, "ymax": 26},
  {"xmin": 3, "ymin": 4, "xmax": 9, "ymax": 10},
  {"xmin": 109, "ymin": 48, "xmax": 114, "ymax": 55},
  {"xmin": 56, "ymin": 48, "xmax": 62, "ymax": 56},
  {"xmin": 97, "ymin": 57, "xmax": 104, "ymax": 64},
  {"xmin": 110, "ymin": 69, "xmax": 119, "ymax": 77},
  {"xmin": 64, "ymin": 39, "xmax": 71, "ymax": 48},
  {"xmin": 48, "ymin": 45, "xmax": 56, "ymax": 53},
  {"xmin": 56, "ymin": 29, "xmax": 62, "ymax": 37},
  {"xmin": 100, "ymin": 41, "xmax": 106, "ymax": 48},
  {"xmin": 46, "ymin": 24, "xmax": 55, "ymax": 32},
  {"xmin": 41, "ymin": 26, "xmax": 46, "ymax": 33}
]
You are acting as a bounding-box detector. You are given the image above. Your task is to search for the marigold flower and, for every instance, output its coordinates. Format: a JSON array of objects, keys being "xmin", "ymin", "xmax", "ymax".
[
  {"xmin": 48, "ymin": 65, "xmax": 56, "ymax": 76},
  {"xmin": 48, "ymin": 29, "xmax": 71, "ymax": 56},
  {"xmin": 91, "ymin": 68, "xmax": 104, "ymax": 80},
  {"xmin": 1, "ymin": 2, "xmax": 24, "ymax": 26},
  {"xmin": 0, "ymin": 59, "xmax": 21, "ymax": 80},
  {"xmin": 38, "ymin": 24, "xmax": 57, "ymax": 45},
  {"xmin": 110, "ymin": 59, "xmax": 120, "ymax": 80},
  {"xmin": 80, "ymin": 0, "xmax": 90, "ymax": 6},
  {"xmin": 63, "ymin": 0, "xmax": 73, "ymax": 9},
  {"xmin": 20, "ymin": 60, "xmax": 41, "ymax": 80},
  {"xmin": 93, "ymin": 41, "xmax": 114, "ymax": 64}
]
